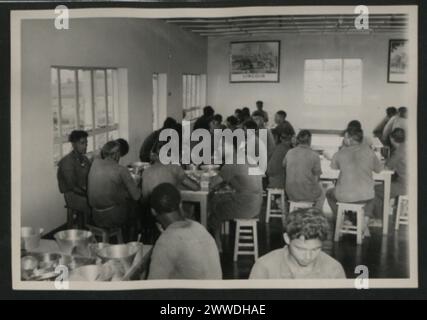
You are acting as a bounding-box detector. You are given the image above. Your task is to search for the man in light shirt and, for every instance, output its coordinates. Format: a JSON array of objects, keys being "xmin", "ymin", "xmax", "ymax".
[{"xmin": 250, "ymin": 208, "xmax": 346, "ymax": 279}]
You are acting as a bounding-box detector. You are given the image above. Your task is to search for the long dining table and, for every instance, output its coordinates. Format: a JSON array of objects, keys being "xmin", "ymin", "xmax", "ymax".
[{"xmin": 320, "ymin": 158, "xmax": 394, "ymax": 235}]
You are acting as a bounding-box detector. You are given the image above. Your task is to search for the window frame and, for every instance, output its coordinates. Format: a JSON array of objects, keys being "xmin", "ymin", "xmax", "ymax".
[
  {"xmin": 51, "ymin": 66, "xmax": 119, "ymax": 163},
  {"xmin": 182, "ymin": 73, "xmax": 206, "ymax": 121},
  {"xmin": 303, "ymin": 58, "xmax": 363, "ymax": 107}
]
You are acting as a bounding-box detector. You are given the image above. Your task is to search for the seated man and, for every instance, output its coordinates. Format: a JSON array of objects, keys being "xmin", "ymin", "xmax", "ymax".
[
  {"xmin": 252, "ymin": 110, "xmax": 276, "ymax": 160},
  {"xmin": 266, "ymin": 125, "xmax": 293, "ymax": 188},
  {"xmin": 193, "ymin": 106, "xmax": 215, "ymax": 131},
  {"xmin": 148, "ymin": 183, "xmax": 222, "ymax": 280},
  {"xmin": 88, "ymin": 141, "xmax": 141, "ymax": 239},
  {"xmin": 373, "ymin": 106, "xmax": 397, "ymax": 138},
  {"xmin": 271, "ymin": 110, "xmax": 295, "ymax": 145},
  {"xmin": 139, "ymin": 117, "xmax": 178, "ymax": 162},
  {"xmin": 250, "ymin": 208, "xmax": 346, "ymax": 279},
  {"xmin": 283, "ymin": 130, "xmax": 325, "ymax": 210},
  {"xmin": 253, "ymin": 100, "xmax": 269, "ymax": 123},
  {"xmin": 373, "ymin": 128, "xmax": 407, "ymax": 218},
  {"xmin": 208, "ymin": 141, "xmax": 263, "ymax": 250},
  {"xmin": 226, "ymin": 115, "xmax": 239, "ymax": 131},
  {"xmin": 141, "ymin": 141, "xmax": 200, "ymax": 198},
  {"xmin": 57, "ymin": 130, "xmax": 91, "ymax": 228},
  {"xmin": 326, "ymin": 127, "xmax": 382, "ymax": 236}
]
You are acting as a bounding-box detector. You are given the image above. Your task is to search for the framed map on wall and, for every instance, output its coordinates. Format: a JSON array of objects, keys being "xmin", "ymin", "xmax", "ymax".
[
  {"xmin": 230, "ymin": 41, "xmax": 280, "ymax": 83},
  {"xmin": 388, "ymin": 39, "xmax": 408, "ymax": 83}
]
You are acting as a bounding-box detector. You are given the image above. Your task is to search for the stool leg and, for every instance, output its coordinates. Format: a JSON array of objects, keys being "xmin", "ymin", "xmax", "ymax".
[
  {"xmin": 334, "ymin": 206, "xmax": 344, "ymax": 242},
  {"xmin": 116, "ymin": 229, "xmax": 124, "ymax": 244},
  {"xmin": 225, "ymin": 221, "xmax": 229, "ymax": 235},
  {"xmin": 265, "ymin": 191, "xmax": 272, "ymax": 223},
  {"xmin": 395, "ymin": 197, "xmax": 402, "ymax": 231},
  {"xmin": 233, "ymin": 221, "xmax": 240, "ymax": 262},
  {"xmin": 252, "ymin": 222, "xmax": 259, "ymax": 260},
  {"xmin": 280, "ymin": 191, "xmax": 286, "ymax": 216},
  {"xmin": 102, "ymin": 231, "xmax": 108, "ymax": 243},
  {"xmin": 356, "ymin": 209, "xmax": 363, "ymax": 245}
]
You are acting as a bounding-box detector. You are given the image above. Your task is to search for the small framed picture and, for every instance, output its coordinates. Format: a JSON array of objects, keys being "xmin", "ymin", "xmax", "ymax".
[
  {"xmin": 388, "ymin": 39, "xmax": 408, "ymax": 83},
  {"xmin": 230, "ymin": 41, "xmax": 280, "ymax": 83}
]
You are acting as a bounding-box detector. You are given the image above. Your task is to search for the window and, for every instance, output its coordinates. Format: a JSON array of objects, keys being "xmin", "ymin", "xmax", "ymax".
[
  {"xmin": 51, "ymin": 67, "xmax": 119, "ymax": 163},
  {"xmin": 304, "ymin": 59, "xmax": 362, "ymax": 106},
  {"xmin": 182, "ymin": 74, "xmax": 206, "ymax": 121}
]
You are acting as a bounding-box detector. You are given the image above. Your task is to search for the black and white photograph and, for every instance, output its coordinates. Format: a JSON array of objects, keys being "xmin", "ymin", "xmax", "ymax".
[{"xmin": 10, "ymin": 5, "xmax": 418, "ymax": 291}]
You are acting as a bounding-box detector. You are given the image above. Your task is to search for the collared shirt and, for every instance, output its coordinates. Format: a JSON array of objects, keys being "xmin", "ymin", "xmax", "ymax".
[
  {"xmin": 148, "ymin": 220, "xmax": 222, "ymax": 279},
  {"xmin": 386, "ymin": 143, "xmax": 407, "ymax": 195},
  {"xmin": 331, "ymin": 144, "xmax": 382, "ymax": 202},
  {"xmin": 283, "ymin": 144, "xmax": 322, "ymax": 202},
  {"xmin": 57, "ymin": 150, "xmax": 91, "ymax": 194},
  {"xmin": 266, "ymin": 141, "xmax": 292, "ymax": 188},
  {"xmin": 249, "ymin": 246, "xmax": 346, "ymax": 279},
  {"xmin": 141, "ymin": 162, "xmax": 186, "ymax": 197},
  {"xmin": 272, "ymin": 121, "xmax": 296, "ymax": 143},
  {"xmin": 88, "ymin": 158, "xmax": 141, "ymax": 209}
]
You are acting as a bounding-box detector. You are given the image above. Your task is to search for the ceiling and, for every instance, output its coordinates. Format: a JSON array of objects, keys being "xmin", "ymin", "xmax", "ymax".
[{"xmin": 166, "ymin": 14, "xmax": 408, "ymax": 37}]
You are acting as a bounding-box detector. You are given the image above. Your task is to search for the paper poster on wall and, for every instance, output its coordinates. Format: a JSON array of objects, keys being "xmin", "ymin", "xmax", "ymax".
[
  {"xmin": 230, "ymin": 41, "xmax": 280, "ymax": 83},
  {"xmin": 388, "ymin": 39, "xmax": 408, "ymax": 83}
]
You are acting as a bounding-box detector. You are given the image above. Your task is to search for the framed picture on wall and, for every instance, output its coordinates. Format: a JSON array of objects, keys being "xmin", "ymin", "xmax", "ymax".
[
  {"xmin": 388, "ymin": 39, "xmax": 408, "ymax": 83},
  {"xmin": 230, "ymin": 41, "xmax": 280, "ymax": 83}
]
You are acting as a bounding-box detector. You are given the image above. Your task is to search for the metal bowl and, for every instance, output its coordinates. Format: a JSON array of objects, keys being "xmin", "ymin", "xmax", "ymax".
[
  {"xmin": 54, "ymin": 229, "xmax": 93, "ymax": 255},
  {"xmin": 200, "ymin": 164, "xmax": 220, "ymax": 171},
  {"xmin": 97, "ymin": 244, "xmax": 139, "ymax": 272},
  {"xmin": 88, "ymin": 242, "xmax": 111, "ymax": 257},
  {"xmin": 32, "ymin": 252, "xmax": 61, "ymax": 269},
  {"xmin": 69, "ymin": 265, "xmax": 105, "ymax": 281},
  {"xmin": 21, "ymin": 227, "xmax": 43, "ymax": 250},
  {"xmin": 21, "ymin": 256, "xmax": 38, "ymax": 272},
  {"xmin": 59, "ymin": 255, "xmax": 96, "ymax": 270}
]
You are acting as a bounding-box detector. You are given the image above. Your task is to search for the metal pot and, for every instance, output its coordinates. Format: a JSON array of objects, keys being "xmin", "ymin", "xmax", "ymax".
[
  {"xmin": 21, "ymin": 227, "xmax": 43, "ymax": 251},
  {"xmin": 54, "ymin": 229, "xmax": 94, "ymax": 256},
  {"xmin": 97, "ymin": 244, "xmax": 139, "ymax": 272}
]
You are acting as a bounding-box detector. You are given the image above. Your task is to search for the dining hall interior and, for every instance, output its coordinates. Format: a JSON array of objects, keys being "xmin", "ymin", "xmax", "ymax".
[{"xmin": 17, "ymin": 9, "xmax": 415, "ymax": 282}]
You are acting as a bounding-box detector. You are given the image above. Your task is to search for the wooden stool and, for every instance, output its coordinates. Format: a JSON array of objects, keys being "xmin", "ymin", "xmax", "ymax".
[
  {"xmin": 86, "ymin": 224, "xmax": 124, "ymax": 244},
  {"xmin": 395, "ymin": 195, "xmax": 409, "ymax": 230},
  {"xmin": 233, "ymin": 219, "xmax": 259, "ymax": 262},
  {"xmin": 289, "ymin": 201, "xmax": 314, "ymax": 213},
  {"xmin": 265, "ymin": 188, "xmax": 286, "ymax": 223},
  {"xmin": 334, "ymin": 203, "xmax": 365, "ymax": 245}
]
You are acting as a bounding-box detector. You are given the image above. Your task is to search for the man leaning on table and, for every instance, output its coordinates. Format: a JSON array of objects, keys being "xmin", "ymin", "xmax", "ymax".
[
  {"xmin": 326, "ymin": 127, "xmax": 383, "ymax": 237},
  {"xmin": 148, "ymin": 183, "xmax": 222, "ymax": 280},
  {"xmin": 88, "ymin": 140, "xmax": 141, "ymax": 241}
]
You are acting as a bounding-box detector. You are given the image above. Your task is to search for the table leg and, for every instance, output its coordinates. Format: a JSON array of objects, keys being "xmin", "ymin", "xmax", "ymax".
[
  {"xmin": 383, "ymin": 176, "xmax": 391, "ymax": 235},
  {"xmin": 200, "ymin": 196, "xmax": 208, "ymax": 228}
]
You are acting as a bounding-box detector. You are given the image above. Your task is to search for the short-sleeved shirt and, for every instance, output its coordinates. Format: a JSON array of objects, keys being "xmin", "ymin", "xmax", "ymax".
[
  {"xmin": 148, "ymin": 220, "xmax": 222, "ymax": 279},
  {"xmin": 220, "ymin": 163, "xmax": 263, "ymax": 195},
  {"xmin": 57, "ymin": 150, "xmax": 91, "ymax": 194},
  {"xmin": 88, "ymin": 158, "xmax": 141, "ymax": 209},
  {"xmin": 249, "ymin": 246, "xmax": 346, "ymax": 279},
  {"xmin": 386, "ymin": 143, "xmax": 407, "ymax": 196},
  {"xmin": 283, "ymin": 145, "xmax": 322, "ymax": 202},
  {"xmin": 331, "ymin": 144, "xmax": 382, "ymax": 202},
  {"xmin": 141, "ymin": 162, "xmax": 186, "ymax": 197},
  {"xmin": 266, "ymin": 141, "xmax": 292, "ymax": 188}
]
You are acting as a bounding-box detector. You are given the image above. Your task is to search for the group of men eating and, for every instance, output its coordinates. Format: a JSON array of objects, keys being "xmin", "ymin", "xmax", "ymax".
[{"xmin": 56, "ymin": 100, "xmax": 408, "ymax": 280}]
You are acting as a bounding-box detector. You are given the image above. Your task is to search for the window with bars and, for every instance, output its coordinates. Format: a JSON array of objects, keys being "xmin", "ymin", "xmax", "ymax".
[
  {"xmin": 182, "ymin": 74, "xmax": 206, "ymax": 121},
  {"xmin": 304, "ymin": 59, "xmax": 362, "ymax": 106},
  {"xmin": 51, "ymin": 67, "xmax": 119, "ymax": 163}
]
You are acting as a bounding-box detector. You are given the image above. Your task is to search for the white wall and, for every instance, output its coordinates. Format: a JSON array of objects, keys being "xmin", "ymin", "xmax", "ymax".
[
  {"xmin": 207, "ymin": 33, "xmax": 412, "ymax": 134},
  {"xmin": 21, "ymin": 18, "xmax": 207, "ymax": 232}
]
